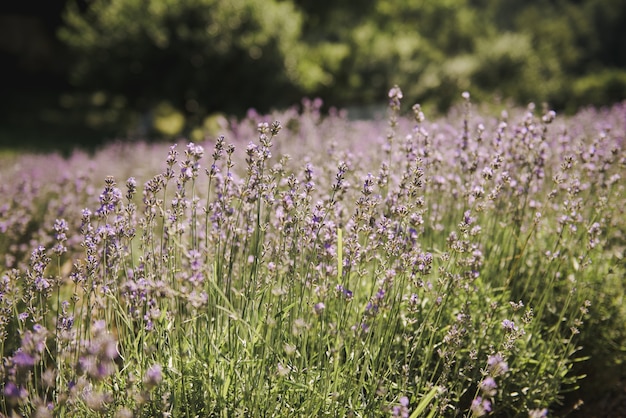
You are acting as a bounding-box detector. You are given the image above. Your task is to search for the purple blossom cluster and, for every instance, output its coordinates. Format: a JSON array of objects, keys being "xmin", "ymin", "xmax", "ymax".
[{"xmin": 0, "ymin": 91, "xmax": 624, "ymax": 416}]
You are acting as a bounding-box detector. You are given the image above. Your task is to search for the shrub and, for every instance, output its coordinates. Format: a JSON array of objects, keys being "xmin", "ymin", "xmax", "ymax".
[{"xmin": 1, "ymin": 90, "xmax": 624, "ymax": 416}]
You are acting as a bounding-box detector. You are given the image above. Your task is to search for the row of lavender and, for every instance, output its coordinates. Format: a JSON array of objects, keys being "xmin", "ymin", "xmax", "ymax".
[{"xmin": 1, "ymin": 90, "xmax": 624, "ymax": 416}]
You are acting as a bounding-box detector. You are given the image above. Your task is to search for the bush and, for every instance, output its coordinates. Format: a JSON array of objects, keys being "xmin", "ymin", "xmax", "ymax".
[
  {"xmin": 1, "ymin": 90, "xmax": 624, "ymax": 416},
  {"xmin": 59, "ymin": 0, "xmax": 314, "ymax": 120}
]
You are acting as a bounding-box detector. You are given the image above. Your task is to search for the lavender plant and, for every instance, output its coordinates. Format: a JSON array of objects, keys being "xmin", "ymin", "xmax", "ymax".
[{"xmin": 0, "ymin": 89, "xmax": 624, "ymax": 417}]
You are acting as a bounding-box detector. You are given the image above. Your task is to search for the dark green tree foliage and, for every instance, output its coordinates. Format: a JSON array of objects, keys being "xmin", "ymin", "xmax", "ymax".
[
  {"xmin": 59, "ymin": 0, "xmax": 314, "ymax": 118},
  {"xmin": 59, "ymin": 0, "xmax": 626, "ymax": 123},
  {"xmin": 504, "ymin": 0, "xmax": 626, "ymax": 110},
  {"xmin": 294, "ymin": 0, "xmax": 495, "ymax": 110}
]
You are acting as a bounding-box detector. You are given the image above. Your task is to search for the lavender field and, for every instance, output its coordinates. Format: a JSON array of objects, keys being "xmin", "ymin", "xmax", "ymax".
[{"xmin": 1, "ymin": 90, "xmax": 625, "ymax": 417}]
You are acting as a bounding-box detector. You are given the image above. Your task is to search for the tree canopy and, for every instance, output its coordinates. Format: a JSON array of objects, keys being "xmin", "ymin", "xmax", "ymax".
[{"xmin": 56, "ymin": 0, "xmax": 626, "ymax": 136}]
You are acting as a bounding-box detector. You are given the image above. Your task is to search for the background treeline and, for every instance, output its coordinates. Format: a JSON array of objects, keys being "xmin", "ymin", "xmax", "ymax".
[{"xmin": 2, "ymin": 0, "xmax": 626, "ymax": 145}]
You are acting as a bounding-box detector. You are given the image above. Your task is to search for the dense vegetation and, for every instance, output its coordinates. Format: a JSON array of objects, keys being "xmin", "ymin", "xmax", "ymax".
[
  {"xmin": 1, "ymin": 91, "xmax": 624, "ymax": 416},
  {"xmin": 2, "ymin": 1, "xmax": 624, "ymax": 415},
  {"xmin": 52, "ymin": 0, "xmax": 626, "ymax": 139}
]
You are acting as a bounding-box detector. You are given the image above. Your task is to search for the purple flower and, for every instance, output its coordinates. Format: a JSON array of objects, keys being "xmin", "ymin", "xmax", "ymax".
[
  {"xmin": 78, "ymin": 323, "xmax": 118, "ymax": 380},
  {"xmin": 34, "ymin": 276, "xmax": 51, "ymax": 291},
  {"xmin": 336, "ymin": 284, "xmax": 353, "ymax": 300},
  {"xmin": 12, "ymin": 351, "xmax": 36, "ymax": 368},
  {"xmin": 126, "ymin": 176, "xmax": 137, "ymax": 195},
  {"xmin": 392, "ymin": 395, "xmax": 410, "ymax": 417},
  {"xmin": 59, "ymin": 315, "xmax": 75, "ymax": 331},
  {"xmin": 365, "ymin": 301, "xmax": 378, "ymax": 315},
  {"xmin": 53, "ymin": 218, "xmax": 69, "ymax": 255},
  {"xmin": 501, "ymin": 319, "xmax": 517, "ymax": 331},
  {"xmin": 3, "ymin": 382, "xmax": 27, "ymax": 400},
  {"xmin": 388, "ymin": 85, "xmax": 403, "ymax": 110},
  {"xmin": 470, "ymin": 396, "xmax": 491, "ymax": 416},
  {"xmin": 362, "ymin": 173, "xmax": 375, "ymax": 196},
  {"xmin": 143, "ymin": 363, "xmax": 163, "ymax": 389},
  {"xmin": 487, "ymin": 353, "xmax": 509, "ymax": 376},
  {"xmin": 464, "ymin": 210, "xmax": 474, "ymax": 225},
  {"xmin": 29, "ymin": 246, "xmax": 51, "ymax": 291},
  {"xmin": 19, "ymin": 325, "xmax": 48, "ymax": 356},
  {"xmin": 332, "ymin": 161, "xmax": 348, "ymax": 192},
  {"xmin": 479, "ymin": 376, "xmax": 497, "ymax": 396},
  {"xmin": 186, "ymin": 142, "xmax": 204, "ymax": 160},
  {"xmin": 96, "ymin": 176, "xmax": 122, "ymax": 217},
  {"xmin": 313, "ymin": 302, "xmax": 325, "ymax": 315}
]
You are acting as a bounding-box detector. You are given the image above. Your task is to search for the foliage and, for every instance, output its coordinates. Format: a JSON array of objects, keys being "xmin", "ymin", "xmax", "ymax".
[
  {"xmin": 56, "ymin": 0, "xmax": 626, "ymax": 138},
  {"xmin": 1, "ymin": 90, "xmax": 624, "ymax": 416},
  {"xmin": 59, "ymin": 0, "xmax": 311, "ymax": 119}
]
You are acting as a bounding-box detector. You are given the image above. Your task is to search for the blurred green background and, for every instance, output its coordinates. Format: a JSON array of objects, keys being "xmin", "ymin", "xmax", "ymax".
[{"xmin": 2, "ymin": 0, "xmax": 626, "ymax": 150}]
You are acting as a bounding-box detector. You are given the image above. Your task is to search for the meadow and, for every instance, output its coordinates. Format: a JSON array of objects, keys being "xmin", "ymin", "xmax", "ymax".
[{"xmin": 1, "ymin": 89, "xmax": 624, "ymax": 417}]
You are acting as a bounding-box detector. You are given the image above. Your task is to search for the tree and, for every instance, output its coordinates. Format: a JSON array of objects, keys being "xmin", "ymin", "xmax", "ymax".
[
  {"xmin": 59, "ymin": 0, "xmax": 324, "ymax": 122},
  {"xmin": 59, "ymin": 0, "xmax": 626, "ymax": 126}
]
